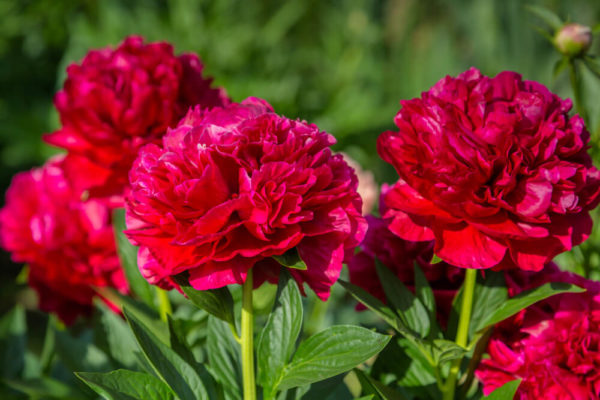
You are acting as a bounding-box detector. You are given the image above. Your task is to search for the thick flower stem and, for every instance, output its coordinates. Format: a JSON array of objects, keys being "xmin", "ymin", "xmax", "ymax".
[
  {"xmin": 568, "ymin": 59, "xmax": 588, "ymax": 124},
  {"xmin": 156, "ymin": 288, "xmax": 172, "ymax": 322},
  {"xmin": 241, "ymin": 269, "xmax": 257, "ymax": 400},
  {"xmin": 443, "ymin": 268, "xmax": 477, "ymax": 400}
]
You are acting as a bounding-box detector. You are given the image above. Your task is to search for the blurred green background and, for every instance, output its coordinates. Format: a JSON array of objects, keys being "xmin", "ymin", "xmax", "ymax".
[{"xmin": 1, "ymin": 0, "xmax": 600, "ymax": 309}]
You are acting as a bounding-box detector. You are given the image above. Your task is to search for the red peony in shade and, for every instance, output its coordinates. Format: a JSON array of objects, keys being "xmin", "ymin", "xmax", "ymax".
[
  {"xmin": 347, "ymin": 186, "xmax": 463, "ymax": 324},
  {"xmin": 476, "ymin": 264, "xmax": 600, "ymax": 399},
  {"xmin": 45, "ymin": 35, "xmax": 230, "ymax": 199},
  {"xmin": 0, "ymin": 156, "xmax": 128, "ymax": 324},
  {"xmin": 378, "ymin": 67, "xmax": 600, "ymax": 271},
  {"xmin": 125, "ymin": 97, "xmax": 367, "ymax": 300}
]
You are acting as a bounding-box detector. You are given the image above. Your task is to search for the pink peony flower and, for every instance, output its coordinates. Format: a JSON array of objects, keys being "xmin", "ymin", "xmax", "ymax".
[
  {"xmin": 126, "ymin": 97, "xmax": 367, "ymax": 300},
  {"xmin": 45, "ymin": 35, "xmax": 230, "ymax": 199},
  {"xmin": 476, "ymin": 265, "xmax": 600, "ymax": 399},
  {"xmin": 378, "ymin": 67, "xmax": 600, "ymax": 271},
  {"xmin": 0, "ymin": 156, "xmax": 128, "ymax": 324},
  {"xmin": 347, "ymin": 186, "xmax": 463, "ymax": 324}
]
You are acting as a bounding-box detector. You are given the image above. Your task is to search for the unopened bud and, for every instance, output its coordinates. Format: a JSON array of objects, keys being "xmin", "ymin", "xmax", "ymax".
[{"xmin": 554, "ymin": 23, "xmax": 592, "ymax": 57}]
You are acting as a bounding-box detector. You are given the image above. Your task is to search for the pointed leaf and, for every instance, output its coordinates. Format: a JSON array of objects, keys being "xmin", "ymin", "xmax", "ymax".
[
  {"xmin": 0, "ymin": 306, "xmax": 25, "ymax": 379},
  {"xmin": 413, "ymin": 263, "xmax": 439, "ymax": 338},
  {"xmin": 478, "ymin": 282, "xmax": 585, "ymax": 330},
  {"xmin": 207, "ymin": 316, "xmax": 242, "ymax": 400},
  {"xmin": 272, "ymin": 247, "xmax": 307, "ymax": 270},
  {"xmin": 55, "ymin": 330, "xmax": 112, "ymax": 373},
  {"xmin": 3, "ymin": 377, "xmax": 85, "ymax": 399},
  {"xmin": 257, "ymin": 270, "xmax": 303, "ymax": 398},
  {"xmin": 354, "ymin": 368, "xmax": 407, "ymax": 400},
  {"xmin": 277, "ymin": 326, "xmax": 390, "ymax": 391},
  {"xmin": 76, "ymin": 370, "xmax": 174, "ymax": 400},
  {"xmin": 376, "ymin": 260, "xmax": 430, "ymax": 338},
  {"xmin": 174, "ymin": 273, "xmax": 235, "ymax": 325},
  {"xmin": 553, "ymin": 57, "xmax": 569, "ymax": 78},
  {"xmin": 429, "ymin": 339, "xmax": 466, "ymax": 365},
  {"xmin": 124, "ymin": 307, "xmax": 208, "ymax": 400},
  {"xmin": 584, "ymin": 56, "xmax": 600, "ymax": 79},
  {"xmin": 98, "ymin": 303, "xmax": 138, "ymax": 368},
  {"xmin": 526, "ymin": 5, "xmax": 563, "ymax": 30},
  {"xmin": 113, "ymin": 209, "xmax": 154, "ymax": 305},
  {"xmin": 430, "ymin": 254, "xmax": 443, "ymax": 264},
  {"xmin": 484, "ymin": 379, "xmax": 521, "ymax": 399}
]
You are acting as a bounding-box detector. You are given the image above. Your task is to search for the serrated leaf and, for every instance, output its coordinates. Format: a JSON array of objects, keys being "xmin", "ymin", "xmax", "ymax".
[
  {"xmin": 478, "ymin": 282, "xmax": 585, "ymax": 330},
  {"xmin": 272, "ymin": 247, "xmax": 307, "ymax": 270},
  {"xmin": 258, "ymin": 270, "xmax": 303, "ymax": 399},
  {"xmin": 354, "ymin": 368, "xmax": 406, "ymax": 400},
  {"xmin": 338, "ymin": 280, "xmax": 403, "ymax": 333},
  {"xmin": 124, "ymin": 307, "xmax": 208, "ymax": 400},
  {"xmin": 484, "ymin": 379, "xmax": 521, "ymax": 399},
  {"xmin": 113, "ymin": 209, "xmax": 154, "ymax": 305},
  {"xmin": 526, "ymin": 5, "xmax": 563, "ymax": 30},
  {"xmin": 0, "ymin": 306, "xmax": 25, "ymax": 379},
  {"xmin": 376, "ymin": 260, "xmax": 430, "ymax": 338},
  {"xmin": 277, "ymin": 326, "xmax": 390, "ymax": 391},
  {"xmin": 76, "ymin": 370, "xmax": 174, "ymax": 400},
  {"xmin": 3, "ymin": 377, "xmax": 85, "ymax": 399},
  {"xmin": 174, "ymin": 273, "xmax": 235, "ymax": 325},
  {"xmin": 207, "ymin": 316, "xmax": 242, "ymax": 400}
]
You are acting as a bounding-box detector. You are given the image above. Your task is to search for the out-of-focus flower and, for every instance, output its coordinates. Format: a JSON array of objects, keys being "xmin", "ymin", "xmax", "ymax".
[
  {"xmin": 555, "ymin": 23, "xmax": 593, "ymax": 57},
  {"xmin": 0, "ymin": 156, "xmax": 128, "ymax": 324},
  {"xmin": 476, "ymin": 264, "xmax": 600, "ymax": 399},
  {"xmin": 126, "ymin": 98, "xmax": 366, "ymax": 300},
  {"xmin": 340, "ymin": 153, "xmax": 378, "ymax": 215},
  {"xmin": 347, "ymin": 186, "xmax": 463, "ymax": 324},
  {"xmin": 45, "ymin": 35, "xmax": 230, "ymax": 199},
  {"xmin": 378, "ymin": 67, "xmax": 600, "ymax": 271}
]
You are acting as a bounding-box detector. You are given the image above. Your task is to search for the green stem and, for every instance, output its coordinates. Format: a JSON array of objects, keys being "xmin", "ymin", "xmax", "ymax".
[
  {"xmin": 156, "ymin": 288, "xmax": 172, "ymax": 322},
  {"xmin": 40, "ymin": 314, "xmax": 57, "ymax": 373},
  {"xmin": 241, "ymin": 269, "xmax": 256, "ymax": 400},
  {"xmin": 569, "ymin": 59, "xmax": 589, "ymax": 124},
  {"xmin": 443, "ymin": 268, "xmax": 477, "ymax": 400}
]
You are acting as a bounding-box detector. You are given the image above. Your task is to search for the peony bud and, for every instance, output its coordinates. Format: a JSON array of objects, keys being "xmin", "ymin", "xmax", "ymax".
[{"xmin": 554, "ymin": 23, "xmax": 592, "ymax": 57}]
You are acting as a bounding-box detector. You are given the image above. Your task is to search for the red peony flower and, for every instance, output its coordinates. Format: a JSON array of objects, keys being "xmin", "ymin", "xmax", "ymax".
[
  {"xmin": 125, "ymin": 97, "xmax": 366, "ymax": 300},
  {"xmin": 476, "ymin": 265, "xmax": 600, "ymax": 399},
  {"xmin": 45, "ymin": 35, "xmax": 230, "ymax": 199},
  {"xmin": 378, "ymin": 68, "xmax": 600, "ymax": 271},
  {"xmin": 0, "ymin": 156, "xmax": 128, "ymax": 324},
  {"xmin": 347, "ymin": 186, "xmax": 463, "ymax": 323}
]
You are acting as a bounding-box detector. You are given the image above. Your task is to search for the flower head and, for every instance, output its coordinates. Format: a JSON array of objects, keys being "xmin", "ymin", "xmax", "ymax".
[
  {"xmin": 0, "ymin": 156, "xmax": 128, "ymax": 324},
  {"xmin": 126, "ymin": 98, "xmax": 366, "ymax": 300},
  {"xmin": 378, "ymin": 68, "xmax": 600, "ymax": 271},
  {"xmin": 45, "ymin": 35, "xmax": 230, "ymax": 198},
  {"xmin": 476, "ymin": 265, "xmax": 600, "ymax": 399},
  {"xmin": 555, "ymin": 23, "xmax": 593, "ymax": 57}
]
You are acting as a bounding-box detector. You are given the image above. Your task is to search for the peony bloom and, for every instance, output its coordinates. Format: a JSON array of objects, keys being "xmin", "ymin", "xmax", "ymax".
[
  {"xmin": 126, "ymin": 97, "xmax": 366, "ymax": 300},
  {"xmin": 45, "ymin": 35, "xmax": 230, "ymax": 199},
  {"xmin": 476, "ymin": 265, "xmax": 600, "ymax": 399},
  {"xmin": 347, "ymin": 186, "xmax": 463, "ymax": 323},
  {"xmin": 378, "ymin": 68, "xmax": 600, "ymax": 271},
  {"xmin": 0, "ymin": 156, "xmax": 128, "ymax": 324}
]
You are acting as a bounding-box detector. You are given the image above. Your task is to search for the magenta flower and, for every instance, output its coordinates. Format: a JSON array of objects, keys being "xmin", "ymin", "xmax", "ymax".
[
  {"xmin": 126, "ymin": 98, "xmax": 366, "ymax": 300},
  {"xmin": 45, "ymin": 35, "xmax": 230, "ymax": 199},
  {"xmin": 378, "ymin": 68, "xmax": 600, "ymax": 271},
  {"xmin": 0, "ymin": 156, "xmax": 128, "ymax": 324}
]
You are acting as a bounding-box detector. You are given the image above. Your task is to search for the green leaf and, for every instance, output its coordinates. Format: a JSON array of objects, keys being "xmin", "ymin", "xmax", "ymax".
[
  {"xmin": 413, "ymin": 263, "xmax": 439, "ymax": 338},
  {"xmin": 272, "ymin": 247, "xmax": 307, "ymax": 270},
  {"xmin": 3, "ymin": 377, "xmax": 85, "ymax": 399},
  {"xmin": 584, "ymin": 56, "xmax": 600, "ymax": 79},
  {"xmin": 257, "ymin": 270, "xmax": 303, "ymax": 398},
  {"xmin": 553, "ymin": 57, "xmax": 570, "ymax": 78},
  {"xmin": 113, "ymin": 208, "xmax": 154, "ymax": 305},
  {"xmin": 483, "ymin": 379, "xmax": 521, "ymax": 399},
  {"xmin": 174, "ymin": 273, "xmax": 235, "ymax": 325},
  {"xmin": 478, "ymin": 282, "xmax": 585, "ymax": 330},
  {"xmin": 207, "ymin": 316, "xmax": 242, "ymax": 400},
  {"xmin": 429, "ymin": 339, "xmax": 466, "ymax": 365},
  {"xmin": 98, "ymin": 303, "xmax": 138, "ymax": 368},
  {"xmin": 0, "ymin": 306, "xmax": 26, "ymax": 379},
  {"xmin": 298, "ymin": 374, "xmax": 352, "ymax": 400},
  {"xmin": 55, "ymin": 330, "xmax": 113, "ymax": 373},
  {"xmin": 117, "ymin": 293, "xmax": 169, "ymax": 344},
  {"xmin": 430, "ymin": 254, "xmax": 443, "ymax": 264},
  {"xmin": 124, "ymin": 307, "xmax": 208, "ymax": 400},
  {"xmin": 77, "ymin": 370, "xmax": 174, "ymax": 400},
  {"xmin": 338, "ymin": 280, "xmax": 403, "ymax": 333},
  {"xmin": 376, "ymin": 260, "xmax": 430, "ymax": 338},
  {"xmin": 354, "ymin": 369, "xmax": 407, "ymax": 400},
  {"xmin": 526, "ymin": 5, "xmax": 563, "ymax": 30},
  {"xmin": 277, "ymin": 325, "xmax": 391, "ymax": 391}
]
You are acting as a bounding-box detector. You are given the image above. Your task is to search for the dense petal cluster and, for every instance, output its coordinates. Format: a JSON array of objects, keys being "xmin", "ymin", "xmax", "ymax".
[
  {"xmin": 126, "ymin": 98, "xmax": 366, "ymax": 299},
  {"xmin": 476, "ymin": 265, "xmax": 600, "ymax": 399},
  {"xmin": 0, "ymin": 157, "xmax": 128, "ymax": 324},
  {"xmin": 45, "ymin": 35, "xmax": 230, "ymax": 198},
  {"xmin": 348, "ymin": 187, "xmax": 462, "ymax": 322},
  {"xmin": 378, "ymin": 68, "xmax": 600, "ymax": 271}
]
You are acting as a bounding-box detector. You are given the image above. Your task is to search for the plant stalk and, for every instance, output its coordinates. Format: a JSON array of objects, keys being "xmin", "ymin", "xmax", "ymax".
[
  {"xmin": 156, "ymin": 287, "xmax": 172, "ymax": 322},
  {"xmin": 241, "ymin": 268, "xmax": 257, "ymax": 400},
  {"xmin": 443, "ymin": 268, "xmax": 477, "ymax": 400},
  {"xmin": 568, "ymin": 59, "xmax": 589, "ymax": 124}
]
